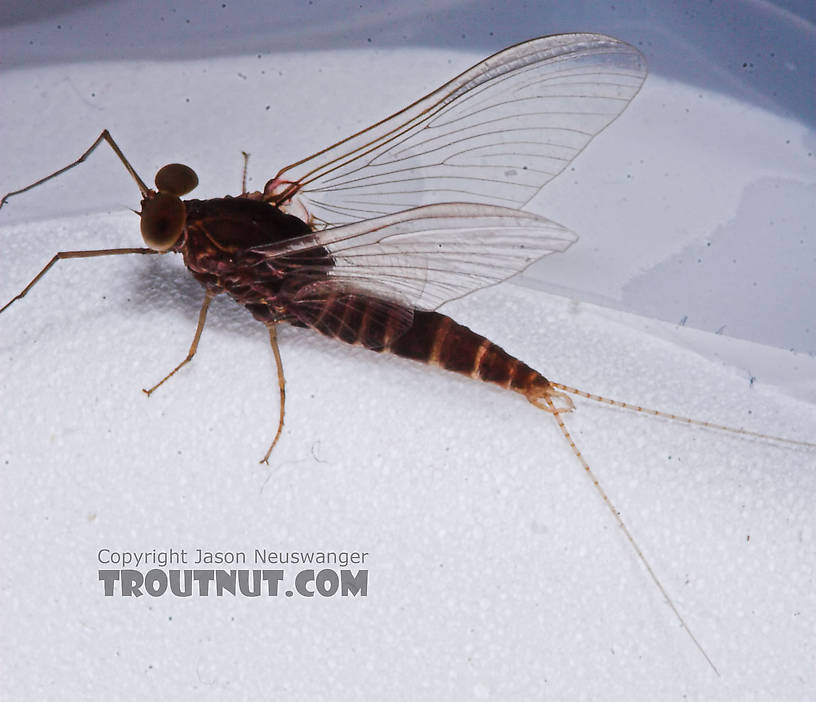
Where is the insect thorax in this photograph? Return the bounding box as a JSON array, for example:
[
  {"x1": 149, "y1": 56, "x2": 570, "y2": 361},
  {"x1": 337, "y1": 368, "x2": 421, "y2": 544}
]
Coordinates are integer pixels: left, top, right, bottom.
[{"x1": 178, "y1": 196, "x2": 324, "y2": 325}]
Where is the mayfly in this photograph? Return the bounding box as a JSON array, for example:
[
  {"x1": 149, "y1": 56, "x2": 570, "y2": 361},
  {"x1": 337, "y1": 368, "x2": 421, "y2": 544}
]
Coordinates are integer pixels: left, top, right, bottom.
[{"x1": 2, "y1": 33, "x2": 812, "y2": 673}]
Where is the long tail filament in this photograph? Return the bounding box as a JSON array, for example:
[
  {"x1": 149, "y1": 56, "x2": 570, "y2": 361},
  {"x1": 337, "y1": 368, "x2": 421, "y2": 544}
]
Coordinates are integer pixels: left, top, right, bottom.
[{"x1": 542, "y1": 392, "x2": 721, "y2": 676}]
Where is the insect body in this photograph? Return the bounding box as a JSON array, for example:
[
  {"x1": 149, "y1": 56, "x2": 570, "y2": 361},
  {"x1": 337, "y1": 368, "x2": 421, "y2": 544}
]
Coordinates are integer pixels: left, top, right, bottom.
[
  {"x1": 7, "y1": 33, "x2": 637, "y2": 455},
  {"x1": 172, "y1": 196, "x2": 563, "y2": 408},
  {"x1": 3, "y1": 33, "x2": 812, "y2": 674}
]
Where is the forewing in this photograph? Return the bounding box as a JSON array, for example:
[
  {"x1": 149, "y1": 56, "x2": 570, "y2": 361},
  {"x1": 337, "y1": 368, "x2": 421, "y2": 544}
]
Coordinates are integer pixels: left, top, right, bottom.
[
  {"x1": 267, "y1": 33, "x2": 646, "y2": 226},
  {"x1": 253, "y1": 202, "x2": 577, "y2": 311}
]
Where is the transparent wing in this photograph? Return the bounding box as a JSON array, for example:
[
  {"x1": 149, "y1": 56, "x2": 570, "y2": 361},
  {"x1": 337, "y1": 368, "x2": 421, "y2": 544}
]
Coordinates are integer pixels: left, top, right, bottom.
[
  {"x1": 265, "y1": 33, "x2": 646, "y2": 227},
  {"x1": 253, "y1": 202, "x2": 577, "y2": 311}
]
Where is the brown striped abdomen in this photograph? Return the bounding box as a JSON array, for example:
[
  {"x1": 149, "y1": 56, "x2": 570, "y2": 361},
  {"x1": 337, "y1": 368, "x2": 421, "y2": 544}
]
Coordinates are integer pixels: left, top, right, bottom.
[
  {"x1": 305, "y1": 294, "x2": 552, "y2": 402},
  {"x1": 387, "y1": 310, "x2": 551, "y2": 399}
]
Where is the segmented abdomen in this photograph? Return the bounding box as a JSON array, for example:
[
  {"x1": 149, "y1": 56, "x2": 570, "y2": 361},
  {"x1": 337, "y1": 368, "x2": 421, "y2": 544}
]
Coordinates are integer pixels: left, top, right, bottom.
[
  {"x1": 306, "y1": 294, "x2": 551, "y2": 399},
  {"x1": 388, "y1": 310, "x2": 550, "y2": 397}
]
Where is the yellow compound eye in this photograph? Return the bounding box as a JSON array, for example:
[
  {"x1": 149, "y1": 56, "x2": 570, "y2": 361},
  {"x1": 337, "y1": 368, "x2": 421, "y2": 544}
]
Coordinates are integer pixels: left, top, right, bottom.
[
  {"x1": 154, "y1": 163, "x2": 199, "y2": 196},
  {"x1": 140, "y1": 192, "x2": 186, "y2": 251}
]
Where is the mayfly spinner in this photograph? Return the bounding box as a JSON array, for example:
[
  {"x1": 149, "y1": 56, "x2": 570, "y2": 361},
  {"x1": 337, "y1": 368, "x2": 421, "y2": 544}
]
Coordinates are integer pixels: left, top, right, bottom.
[{"x1": 2, "y1": 33, "x2": 813, "y2": 673}]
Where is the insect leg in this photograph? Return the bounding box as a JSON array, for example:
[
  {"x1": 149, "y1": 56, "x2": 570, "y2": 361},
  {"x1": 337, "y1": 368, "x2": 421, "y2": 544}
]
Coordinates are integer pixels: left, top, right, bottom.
[
  {"x1": 543, "y1": 393, "x2": 719, "y2": 675},
  {"x1": 0, "y1": 130, "x2": 150, "y2": 209},
  {"x1": 142, "y1": 293, "x2": 214, "y2": 397},
  {"x1": 1, "y1": 248, "x2": 157, "y2": 315},
  {"x1": 260, "y1": 324, "x2": 286, "y2": 464}
]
